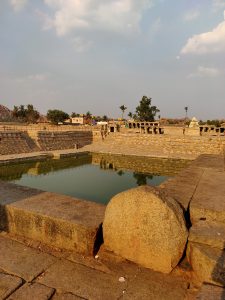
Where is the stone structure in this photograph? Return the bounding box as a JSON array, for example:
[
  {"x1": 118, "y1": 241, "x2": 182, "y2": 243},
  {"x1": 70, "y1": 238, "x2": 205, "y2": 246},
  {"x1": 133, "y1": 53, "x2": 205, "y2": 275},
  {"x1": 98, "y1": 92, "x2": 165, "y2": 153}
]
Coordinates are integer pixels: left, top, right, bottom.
[
  {"x1": 127, "y1": 121, "x2": 164, "y2": 134},
  {"x1": 94, "y1": 133, "x2": 225, "y2": 159},
  {"x1": 0, "y1": 131, "x2": 39, "y2": 155},
  {"x1": 189, "y1": 117, "x2": 199, "y2": 128},
  {"x1": 103, "y1": 186, "x2": 188, "y2": 273},
  {"x1": 200, "y1": 125, "x2": 225, "y2": 136},
  {"x1": 36, "y1": 131, "x2": 94, "y2": 151}
]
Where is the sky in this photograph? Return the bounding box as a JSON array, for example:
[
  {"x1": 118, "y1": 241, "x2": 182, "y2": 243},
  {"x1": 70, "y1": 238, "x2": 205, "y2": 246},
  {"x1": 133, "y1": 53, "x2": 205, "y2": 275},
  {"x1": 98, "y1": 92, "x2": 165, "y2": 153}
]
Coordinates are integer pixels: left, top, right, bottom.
[{"x1": 0, "y1": 0, "x2": 225, "y2": 119}]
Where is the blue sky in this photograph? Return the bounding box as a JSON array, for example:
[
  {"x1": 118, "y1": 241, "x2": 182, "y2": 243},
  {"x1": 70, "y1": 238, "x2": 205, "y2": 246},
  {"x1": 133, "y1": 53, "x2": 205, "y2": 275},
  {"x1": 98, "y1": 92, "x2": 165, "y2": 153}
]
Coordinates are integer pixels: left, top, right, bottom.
[{"x1": 0, "y1": 0, "x2": 225, "y2": 119}]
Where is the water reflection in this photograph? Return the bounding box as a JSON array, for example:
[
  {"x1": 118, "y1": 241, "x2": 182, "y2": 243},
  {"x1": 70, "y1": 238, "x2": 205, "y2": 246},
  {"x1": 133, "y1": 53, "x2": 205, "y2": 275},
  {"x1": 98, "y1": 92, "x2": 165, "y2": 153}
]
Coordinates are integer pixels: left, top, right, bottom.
[
  {"x1": 133, "y1": 172, "x2": 153, "y2": 186},
  {"x1": 0, "y1": 153, "x2": 190, "y2": 182},
  {"x1": 0, "y1": 153, "x2": 191, "y2": 204}
]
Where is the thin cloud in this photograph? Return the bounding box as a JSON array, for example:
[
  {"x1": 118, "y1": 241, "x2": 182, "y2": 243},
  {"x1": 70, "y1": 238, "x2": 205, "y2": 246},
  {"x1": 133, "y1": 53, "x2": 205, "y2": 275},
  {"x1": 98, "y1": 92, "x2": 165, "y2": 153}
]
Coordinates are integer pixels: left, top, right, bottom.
[
  {"x1": 10, "y1": 0, "x2": 27, "y2": 12},
  {"x1": 188, "y1": 66, "x2": 220, "y2": 78},
  {"x1": 16, "y1": 73, "x2": 48, "y2": 83},
  {"x1": 71, "y1": 37, "x2": 93, "y2": 53},
  {"x1": 183, "y1": 10, "x2": 200, "y2": 22},
  {"x1": 181, "y1": 10, "x2": 225, "y2": 54},
  {"x1": 213, "y1": 0, "x2": 225, "y2": 11}
]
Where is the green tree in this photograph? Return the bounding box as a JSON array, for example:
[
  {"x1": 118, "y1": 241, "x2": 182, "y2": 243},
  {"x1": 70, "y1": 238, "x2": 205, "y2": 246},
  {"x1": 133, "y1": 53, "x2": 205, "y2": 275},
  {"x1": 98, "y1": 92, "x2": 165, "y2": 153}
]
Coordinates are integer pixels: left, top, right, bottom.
[
  {"x1": 12, "y1": 104, "x2": 39, "y2": 123},
  {"x1": 71, "y1": 112, "x2": 80, "y2": 117},
  {"x1": 102, "y1": 115, "x2": 108, "y2": 121},
  {"x1": 86, "y1": 111, "x2": 92, "y2": 118},
  {"x1": 135, "y1": 96, "x2": 159, "y2": 121},
  {"x1": 128, "y1": 112, "x2": 133, "y2": 118},
  {"x1": 47, "y1": 110, "x2": 69, "y2": 125},
  {"x1": 119, "y1": 105, "x2": 127, "y2": 119}
]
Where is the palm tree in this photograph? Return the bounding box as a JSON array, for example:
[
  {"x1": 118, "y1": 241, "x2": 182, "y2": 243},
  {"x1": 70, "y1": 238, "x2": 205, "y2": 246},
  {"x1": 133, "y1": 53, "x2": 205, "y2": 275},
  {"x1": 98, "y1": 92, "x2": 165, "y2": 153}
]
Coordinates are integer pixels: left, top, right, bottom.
[
  {"x1": 119, "y1": 105, "x2": 127, "y2": 120},
  {"x1": 184, "y1": 107, "x2": 188, "y2": 119}
]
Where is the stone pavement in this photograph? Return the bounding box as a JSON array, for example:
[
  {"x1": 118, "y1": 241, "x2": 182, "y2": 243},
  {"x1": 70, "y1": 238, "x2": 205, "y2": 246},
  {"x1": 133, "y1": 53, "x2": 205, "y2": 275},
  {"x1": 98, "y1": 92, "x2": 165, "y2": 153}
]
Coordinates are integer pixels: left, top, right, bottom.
[{"x1": 0, "y1": 234, "x2": 192, "y2": 300}]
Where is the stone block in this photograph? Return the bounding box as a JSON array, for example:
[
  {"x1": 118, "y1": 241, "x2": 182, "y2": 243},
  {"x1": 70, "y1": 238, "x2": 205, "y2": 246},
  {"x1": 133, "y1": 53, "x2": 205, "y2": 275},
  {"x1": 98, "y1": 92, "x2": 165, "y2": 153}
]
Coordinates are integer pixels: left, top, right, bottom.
[
  {"x1": 187, "y1": 242, "x2": 225, "y2": 286},
  {"x1": 103, "y1": 186, "x2": 188, "y2": 273},
  {"x1": 7, "y1": 283, "x2": 55, "y2": 300},
  {"x1": 0, "y1": 236, "x2": 56, "y2": 282},
  {"x1": 190, "y1": 170, "x2": 225, "y2": 224},
  {"x1": 0, "y1": 182, "x2": 105, "y2": 255},
  {"x1": 0, "y1": 273, "x2": 22, "y2": 299},
  {"x1": 189, "y1": 221, "x2": 225, "y2": 249}
]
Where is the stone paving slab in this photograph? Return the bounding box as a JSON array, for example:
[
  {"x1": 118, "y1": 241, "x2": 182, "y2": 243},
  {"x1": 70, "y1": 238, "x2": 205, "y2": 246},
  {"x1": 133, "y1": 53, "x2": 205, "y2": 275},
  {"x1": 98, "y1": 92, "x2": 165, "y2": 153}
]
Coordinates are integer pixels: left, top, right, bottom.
[
  {"x1": 52, "y1": 292, "x2": 86, "y2": 300},
  {"x1": 189, "y1": 221, "x2": 225, "y2": 249},
  {"x1": 190, "y1": 154, "x2": 225, "y2": 171},
  {"x1": 7, "y1": 283, "x2": 55, "y2": 300},
  {"x1": 0, "y1": 230, "x2": 191, "y2": 300},
  {"x1": 0, "y1": 236, "x2": 56, "y2": 282},
  {"x1": 0, "y1": 272, "x2": 23, "y2": 299},
  {"x1": 37, "y1": 259, "x2": 126, "y2": 300},
  {"x1": 122, "y1": 268, "x2": 188, "y2": 300},
  {"x1": 37, "y1": 257, "x2": 189, "y2": 300},
  {"x1": 190, "y1": 169, "x2": 225, "y2": 224},
  {"x1": 196, "y1": 283, "x2": 225, "y2": 299}
]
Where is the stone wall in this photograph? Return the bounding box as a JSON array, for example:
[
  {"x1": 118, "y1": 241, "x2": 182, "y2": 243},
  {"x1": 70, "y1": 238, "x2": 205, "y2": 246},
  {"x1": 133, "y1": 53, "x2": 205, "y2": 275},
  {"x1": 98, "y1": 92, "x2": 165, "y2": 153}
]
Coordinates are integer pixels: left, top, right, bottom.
[
  {"x1": 0, "y1": 131, "x2": 39, "y2": 155},
  {"x1": 37, "y1": 131, "x2": 95, "y2": 151},
  {"x1": 103, "y1": 133, "x2": 225, "y2": 159},
  {"x1": 0, "y1": 128, "x2": 102, "y2": 155}
]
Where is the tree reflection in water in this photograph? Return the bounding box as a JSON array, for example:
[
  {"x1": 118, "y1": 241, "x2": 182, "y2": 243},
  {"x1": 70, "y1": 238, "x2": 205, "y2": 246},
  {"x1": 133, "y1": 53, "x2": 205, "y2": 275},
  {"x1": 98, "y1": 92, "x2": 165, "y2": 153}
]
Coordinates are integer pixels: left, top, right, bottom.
[{"x1": 133, "y1": 172, "x2": 153, "y2": 186}]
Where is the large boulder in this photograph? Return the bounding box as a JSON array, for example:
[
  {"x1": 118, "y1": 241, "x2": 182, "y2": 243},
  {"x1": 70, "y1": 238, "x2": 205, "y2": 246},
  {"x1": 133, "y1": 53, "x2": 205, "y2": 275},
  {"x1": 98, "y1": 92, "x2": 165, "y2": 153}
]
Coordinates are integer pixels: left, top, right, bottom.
[{"x1": 103, "y1": 186, "x2": 188, "y2": 273}]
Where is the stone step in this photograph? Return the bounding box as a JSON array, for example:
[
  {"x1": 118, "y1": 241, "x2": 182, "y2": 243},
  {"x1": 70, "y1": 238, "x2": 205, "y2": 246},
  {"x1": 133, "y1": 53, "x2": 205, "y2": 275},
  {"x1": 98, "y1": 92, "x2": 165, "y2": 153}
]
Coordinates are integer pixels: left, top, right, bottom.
[{"x1": 0, "y1": 181, "x2": 105, "y2": 256}]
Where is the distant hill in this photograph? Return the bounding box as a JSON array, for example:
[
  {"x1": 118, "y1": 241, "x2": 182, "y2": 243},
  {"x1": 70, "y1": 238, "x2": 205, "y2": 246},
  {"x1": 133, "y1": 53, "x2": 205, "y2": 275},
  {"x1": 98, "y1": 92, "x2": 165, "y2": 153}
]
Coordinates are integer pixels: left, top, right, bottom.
[{"x1": 0, "y1": 105, "x2": 12, "y2": 120}]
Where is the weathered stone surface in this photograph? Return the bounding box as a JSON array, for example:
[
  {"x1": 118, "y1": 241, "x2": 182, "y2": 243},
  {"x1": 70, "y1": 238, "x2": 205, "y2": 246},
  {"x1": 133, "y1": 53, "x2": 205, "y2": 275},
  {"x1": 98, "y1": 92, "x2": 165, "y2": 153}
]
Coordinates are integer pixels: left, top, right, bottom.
[
  {"x1": 0, "y1": 181, "x2": 105, "y2": 255},
  {"x1": 0, "y1": 236, "x2": 56, "y2": 281},
  {"x1": 122, "y1": 268, "x2": 188, "y2": 300},
  {"x1": 53, "y1": 292, "x2": 85, "y2": 300},
  {"x1": 160, "y1": 166, "x2": 204, "y2": 210},
  {"x1": 103, "y1": 186, "x2": 188, "y2": 273},
  {"x1": 38, "y1": 257, "x2": 189, "y2": 300},
  {"x1": 191, "y1": 154, "x2": 225, "y2": 171},
  {"x1": 189, "y1": 221, "x2": 225, "y2": 249},
  {"x1": 187, "y1": 242, "x2": 225, "y2": 286},
  {"x1": 37, "y1": 259, "x2": 126, "y2": 300},
  {"x1": 0, "y1": 273, "x2": 22, "y2": 299},
  {"x1": 196, "y1": 283, "x2": 225, "y2": 300},
  {"x1": 7, "y1": 283, "x2": 55, "y2": 300},
  {"x1": 190, "y1": 169, "x2": 225, "y2": 224}
]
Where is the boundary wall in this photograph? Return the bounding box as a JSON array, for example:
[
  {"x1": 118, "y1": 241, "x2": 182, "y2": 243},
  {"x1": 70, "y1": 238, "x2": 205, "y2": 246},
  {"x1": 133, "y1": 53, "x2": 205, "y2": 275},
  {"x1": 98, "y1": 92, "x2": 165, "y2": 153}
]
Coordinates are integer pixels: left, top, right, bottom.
[{"x1": 103, "y1": 133, "x2": 225, "y2": 159}]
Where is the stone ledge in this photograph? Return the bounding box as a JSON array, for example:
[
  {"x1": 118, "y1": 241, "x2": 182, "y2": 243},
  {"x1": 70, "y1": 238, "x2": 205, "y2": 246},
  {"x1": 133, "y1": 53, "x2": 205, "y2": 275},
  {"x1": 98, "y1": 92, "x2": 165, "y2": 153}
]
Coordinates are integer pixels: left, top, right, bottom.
[{"x1": 0, "y1": 182, "x2": 105, "y2": 256}]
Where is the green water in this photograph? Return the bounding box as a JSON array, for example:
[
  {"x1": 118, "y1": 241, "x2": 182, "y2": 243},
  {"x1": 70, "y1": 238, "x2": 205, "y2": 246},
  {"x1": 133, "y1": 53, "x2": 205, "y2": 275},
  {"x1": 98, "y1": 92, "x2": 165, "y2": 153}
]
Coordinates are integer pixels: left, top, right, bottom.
[{"x1": 0, "y1": 153, "x2": 189, "y2": 204}]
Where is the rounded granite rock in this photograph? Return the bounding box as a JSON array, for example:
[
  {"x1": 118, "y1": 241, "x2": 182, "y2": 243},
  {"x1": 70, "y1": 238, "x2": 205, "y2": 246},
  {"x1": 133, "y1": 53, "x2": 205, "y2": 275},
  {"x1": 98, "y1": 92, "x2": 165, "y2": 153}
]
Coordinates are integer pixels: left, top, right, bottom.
[{"x1": 103, "y1": 185, "x2": 188, "y2": 273}]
